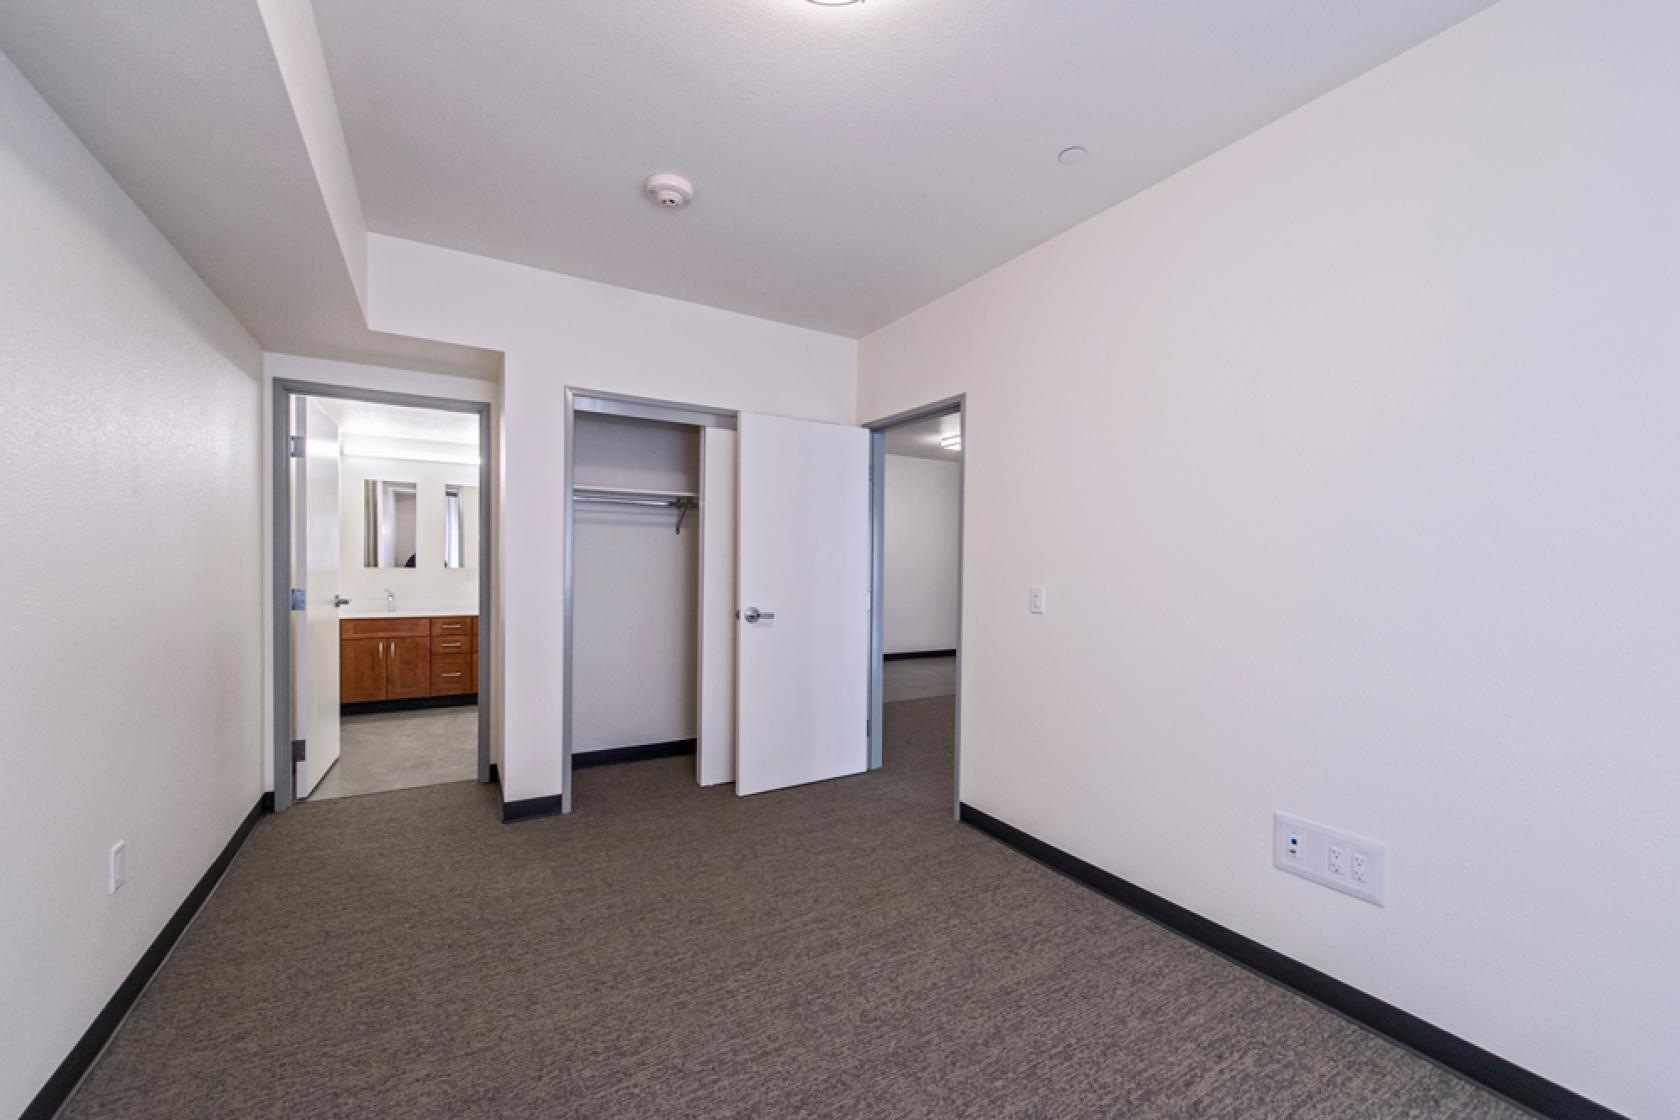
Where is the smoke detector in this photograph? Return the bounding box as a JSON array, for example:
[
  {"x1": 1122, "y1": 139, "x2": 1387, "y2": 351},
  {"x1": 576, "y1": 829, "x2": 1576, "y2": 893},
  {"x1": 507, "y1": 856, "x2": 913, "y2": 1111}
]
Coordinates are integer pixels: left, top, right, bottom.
[{"x1": 644, "y1": 173, "x2": 694, "y2": 210}]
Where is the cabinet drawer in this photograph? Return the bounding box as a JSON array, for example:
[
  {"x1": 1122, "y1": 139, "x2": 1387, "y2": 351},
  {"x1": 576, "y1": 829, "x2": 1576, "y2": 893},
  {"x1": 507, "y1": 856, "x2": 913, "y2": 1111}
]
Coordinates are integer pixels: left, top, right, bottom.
[
  {"x1": 430, "y1": 616, "x2": 475, "y2": 637},
  {"x1": 431, "y1": 652, "x2": 475, "y2": 695},
  {"x1": 431, "y1": 634, "x2": 473, "y2": 655},
  {"x1": 342, "y1": 618, "x2": 430, "y2": 640}
]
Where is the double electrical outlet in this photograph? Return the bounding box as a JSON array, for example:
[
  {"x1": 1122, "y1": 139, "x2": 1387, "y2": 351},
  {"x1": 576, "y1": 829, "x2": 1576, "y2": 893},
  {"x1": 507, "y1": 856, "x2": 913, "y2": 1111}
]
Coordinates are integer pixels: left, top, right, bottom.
[{"x1": 1274, "y1": 812, "x2": 1386, "y2": 906}]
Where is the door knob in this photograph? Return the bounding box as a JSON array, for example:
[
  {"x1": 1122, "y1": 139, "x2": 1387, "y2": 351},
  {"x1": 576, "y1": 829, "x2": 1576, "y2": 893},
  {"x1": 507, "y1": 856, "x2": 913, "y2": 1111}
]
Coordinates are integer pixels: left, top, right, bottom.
[
  {"x1": 740, "y1": 606, "x2": 776, "y2": 624},
  {"x1": 332, "y1": 596, "x2": 352, "y2": 607}
]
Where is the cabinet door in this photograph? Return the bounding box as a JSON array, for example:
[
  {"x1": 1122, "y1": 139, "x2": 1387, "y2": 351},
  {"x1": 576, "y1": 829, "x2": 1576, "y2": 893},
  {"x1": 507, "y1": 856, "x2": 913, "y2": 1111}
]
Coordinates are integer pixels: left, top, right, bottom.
[
  {"x1": 386, "y1": 636, "x2": 432, "y2": 699},
  {"x1": 341, "y1": 638, "x2": 386, "y2": 703}
]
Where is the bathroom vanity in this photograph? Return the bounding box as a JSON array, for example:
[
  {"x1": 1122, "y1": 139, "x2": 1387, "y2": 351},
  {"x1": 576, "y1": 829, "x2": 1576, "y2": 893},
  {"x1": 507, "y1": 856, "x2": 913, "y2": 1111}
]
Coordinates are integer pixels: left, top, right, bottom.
[{"x1": 340, "y1": 613, "x2": 477, "y2": 705}]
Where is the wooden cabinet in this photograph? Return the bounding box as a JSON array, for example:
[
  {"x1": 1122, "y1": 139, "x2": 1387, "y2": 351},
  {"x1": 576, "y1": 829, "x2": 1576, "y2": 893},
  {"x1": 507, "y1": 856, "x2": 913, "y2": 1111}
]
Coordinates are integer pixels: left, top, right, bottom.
[
  {"x1": 341, "y1": 638, "x2": 388, "y2": 703},
  {"x1": 385, "y1": 636, "x2": 432, "y2": 699},
  {"x1": 431, "y1": 653, "x2": 474, "y2": 696},
  {"x1": 340, "y1": 615, "x2": 476, "y2": 706}
]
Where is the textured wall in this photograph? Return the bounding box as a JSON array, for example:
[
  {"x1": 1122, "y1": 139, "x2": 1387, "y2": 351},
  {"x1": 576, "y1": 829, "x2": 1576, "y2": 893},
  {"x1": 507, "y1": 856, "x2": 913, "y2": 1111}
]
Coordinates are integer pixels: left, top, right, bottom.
[
  {"x1": 857, "y1": 3, "x2": 1680, "y2": 1115},
  {"x1": 0, "y1": 49, "x2": 264, "y2": 1117},
  {"x1": 883, "y1": 455, "x2": 960, "y2": 654}
]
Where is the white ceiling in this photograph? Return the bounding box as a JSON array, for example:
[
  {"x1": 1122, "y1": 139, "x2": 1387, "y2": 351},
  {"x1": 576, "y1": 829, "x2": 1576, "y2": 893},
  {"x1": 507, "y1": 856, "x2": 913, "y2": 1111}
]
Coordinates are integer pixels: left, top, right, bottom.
[
  {"x1": 0, "y1": 0, "x2": 1494, "y2": 355},
  {"x1": 314, "y1": 0, "x2": 1494, "y2": 337},
  {"x1": 885, "y1": 411, "x2": 961, "y2": 462},
  {"x1": 315, "y1": 398, "x2": 480, "y2": 446},
  {"x1": 0, "y1": 1, "x2": 500, "y2": 380}
]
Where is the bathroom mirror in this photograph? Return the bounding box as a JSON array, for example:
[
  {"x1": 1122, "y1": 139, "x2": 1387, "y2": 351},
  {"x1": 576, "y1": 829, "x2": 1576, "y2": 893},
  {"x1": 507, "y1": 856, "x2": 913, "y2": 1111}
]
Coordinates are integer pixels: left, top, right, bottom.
[
  {"x1": 443, "y1": 484, "x2": 479, "y2": 570},
  {"x1": 362, "y1": 479, "x2": 418, "y2": 568}
]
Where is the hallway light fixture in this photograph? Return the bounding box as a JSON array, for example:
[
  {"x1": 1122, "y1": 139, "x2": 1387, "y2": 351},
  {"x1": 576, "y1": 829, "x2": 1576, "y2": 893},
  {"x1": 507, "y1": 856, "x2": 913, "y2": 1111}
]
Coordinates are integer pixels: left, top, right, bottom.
[{"x1": 806, "y1": 0, "x2": 864, "y2": 6}]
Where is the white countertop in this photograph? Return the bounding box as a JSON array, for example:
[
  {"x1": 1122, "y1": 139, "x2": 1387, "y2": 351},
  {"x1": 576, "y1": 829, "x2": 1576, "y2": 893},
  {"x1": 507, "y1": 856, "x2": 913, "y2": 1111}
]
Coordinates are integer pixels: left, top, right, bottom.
[{"x1": 340, "y1": 605, "x2": 478, "y2": 620}]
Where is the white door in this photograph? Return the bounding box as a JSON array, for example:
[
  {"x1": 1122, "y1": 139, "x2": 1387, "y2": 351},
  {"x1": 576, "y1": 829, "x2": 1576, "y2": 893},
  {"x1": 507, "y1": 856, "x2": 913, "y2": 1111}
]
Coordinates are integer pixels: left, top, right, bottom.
[
  {"x1": 735, "y1": 413, "x2": 870, "y2": 796},
  {"x1": 292, "y1": 397, "x2": 343, "y2": 798},
  {"x1": 696, "y1": 427, "x2": 737, "y2": 787}
]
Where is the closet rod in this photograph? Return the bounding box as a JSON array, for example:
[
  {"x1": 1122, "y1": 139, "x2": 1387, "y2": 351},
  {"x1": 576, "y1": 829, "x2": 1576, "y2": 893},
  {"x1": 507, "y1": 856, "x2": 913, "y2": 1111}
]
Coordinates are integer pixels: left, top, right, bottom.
[{"x1": 572, "y1": 488, "x2": 697, "y2": 534}]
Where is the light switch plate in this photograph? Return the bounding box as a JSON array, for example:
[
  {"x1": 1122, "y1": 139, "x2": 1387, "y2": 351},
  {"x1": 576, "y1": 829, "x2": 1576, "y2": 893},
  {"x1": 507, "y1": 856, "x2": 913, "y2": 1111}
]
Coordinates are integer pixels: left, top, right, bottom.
[
  {"x1": 1273, "y1": 813, "x2": 1385, "y2": 906},
  {"x1": 109, "y1": 840, "x2": 126, "y2": 894},
  {"x1": 1029, "y1": 585, "x2": 1046, "y2": 614}
]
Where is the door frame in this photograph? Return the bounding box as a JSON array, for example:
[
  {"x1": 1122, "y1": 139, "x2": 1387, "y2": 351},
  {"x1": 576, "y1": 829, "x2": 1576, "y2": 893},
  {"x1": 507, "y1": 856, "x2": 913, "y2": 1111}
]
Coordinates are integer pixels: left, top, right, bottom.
[
  {"x1": 561, "y1": 387, "x2": 738, "y2": 814},
  {"x1": 270, "y1": 378, "x2": 494, "y2": 812},
  {"x1": 864, "y1": 394, "x2": 967, "y2": 820}
]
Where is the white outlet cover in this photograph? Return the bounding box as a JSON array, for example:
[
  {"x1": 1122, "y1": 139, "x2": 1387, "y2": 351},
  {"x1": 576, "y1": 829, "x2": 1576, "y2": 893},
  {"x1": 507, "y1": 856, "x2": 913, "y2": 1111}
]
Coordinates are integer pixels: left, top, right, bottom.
[{"x1": 1273, "y1": 812, "x2": 1385, "y2": 906}]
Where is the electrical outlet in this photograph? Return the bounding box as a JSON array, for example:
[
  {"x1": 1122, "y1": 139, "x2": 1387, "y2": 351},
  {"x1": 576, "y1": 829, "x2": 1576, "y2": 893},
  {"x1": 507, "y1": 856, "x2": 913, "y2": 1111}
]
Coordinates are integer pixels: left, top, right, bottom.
[
  {"x1": 109, "y1": 841, "x2": 126, "y2": 895},
  {"x1": 1273, "y1": 813, "x2": 1385, "y2": 906},
  {"x1": 1029, "y1": 585, "x2": 1046, "y2": 615}
]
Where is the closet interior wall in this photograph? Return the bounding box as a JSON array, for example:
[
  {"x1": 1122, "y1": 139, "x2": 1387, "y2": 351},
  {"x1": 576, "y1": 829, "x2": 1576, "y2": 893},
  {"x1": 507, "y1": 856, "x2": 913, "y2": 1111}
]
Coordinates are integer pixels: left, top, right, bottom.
[{"x1": 571, "y1": 413, "x2": 701, "y2": 756}]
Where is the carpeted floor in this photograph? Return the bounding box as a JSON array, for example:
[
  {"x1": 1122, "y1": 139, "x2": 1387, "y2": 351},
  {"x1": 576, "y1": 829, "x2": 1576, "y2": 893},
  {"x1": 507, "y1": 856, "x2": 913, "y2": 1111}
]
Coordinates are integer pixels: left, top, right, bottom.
[
  {"x1": 63, "y1": 698, "x2": 1521, "y2": 1119},
  {"x1": 882, "y1": 653, "x2": 957, "y2": 702}
]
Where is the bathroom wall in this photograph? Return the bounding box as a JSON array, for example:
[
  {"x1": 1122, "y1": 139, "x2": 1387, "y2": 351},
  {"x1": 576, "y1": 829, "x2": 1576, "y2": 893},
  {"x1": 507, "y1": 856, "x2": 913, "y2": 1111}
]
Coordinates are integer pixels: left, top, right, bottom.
[{"x1": 337, "y1": 438, "x2": 481, "y2": 612}]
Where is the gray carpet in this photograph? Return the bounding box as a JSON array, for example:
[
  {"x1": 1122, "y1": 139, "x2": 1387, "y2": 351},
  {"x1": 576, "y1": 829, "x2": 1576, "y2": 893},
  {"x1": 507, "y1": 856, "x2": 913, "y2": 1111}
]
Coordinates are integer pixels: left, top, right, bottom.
[
  {"x1": 882, "y1": 653, "x2": 957, "y2": 702},
  {"x1": 307, "y1": 705, "x2": 478, "y2": 802},
  {"x1": 63, "y1": 698, "x2": 1520, "y2": 1119}
]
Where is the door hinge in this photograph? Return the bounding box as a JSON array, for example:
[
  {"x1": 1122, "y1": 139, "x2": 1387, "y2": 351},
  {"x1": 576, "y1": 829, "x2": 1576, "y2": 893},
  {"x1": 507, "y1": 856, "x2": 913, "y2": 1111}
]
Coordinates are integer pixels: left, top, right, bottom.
[
  {"x1": 291, "y1": 739, "x2": 306, "y2": 762},
  {"x1": 288, "y1": 435, "x2": 304, "y2": 458},
  {"x1": 290, "y1": 587, "x2": 306, "y2": 611}
]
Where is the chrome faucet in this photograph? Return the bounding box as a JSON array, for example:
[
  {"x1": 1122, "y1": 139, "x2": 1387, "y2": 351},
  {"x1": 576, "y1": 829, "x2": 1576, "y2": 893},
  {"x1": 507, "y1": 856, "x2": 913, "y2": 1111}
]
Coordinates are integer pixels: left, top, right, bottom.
[{"x1": 384, "y1": 588, "x2": 396, "y2": 612}]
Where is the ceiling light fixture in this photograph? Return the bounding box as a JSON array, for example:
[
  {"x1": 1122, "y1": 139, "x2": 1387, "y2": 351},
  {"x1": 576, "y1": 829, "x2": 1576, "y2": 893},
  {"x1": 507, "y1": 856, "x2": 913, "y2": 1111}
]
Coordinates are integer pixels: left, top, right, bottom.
[
  {"x1": 1058, "y1": 146, "x2": 1088, "y2": 166},
  {"x1": 940, "y1": 434, "x2": 962, "y2": 451},
  {"x1": 806, "y1": 0, "x2": 864, "y2": 6}
]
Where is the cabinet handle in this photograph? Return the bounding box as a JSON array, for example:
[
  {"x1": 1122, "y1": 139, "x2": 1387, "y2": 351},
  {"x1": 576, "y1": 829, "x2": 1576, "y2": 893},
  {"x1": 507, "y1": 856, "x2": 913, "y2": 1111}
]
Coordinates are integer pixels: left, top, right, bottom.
[
  {"x1": 378, "y1": 641, "x2": 385, "y2": 658},
  {"x1": 442, "y1": 672, "x2": 462, "y2": 678},
  {"x1": 443, "y1": 641, "x2": 462, "y2": 648}
]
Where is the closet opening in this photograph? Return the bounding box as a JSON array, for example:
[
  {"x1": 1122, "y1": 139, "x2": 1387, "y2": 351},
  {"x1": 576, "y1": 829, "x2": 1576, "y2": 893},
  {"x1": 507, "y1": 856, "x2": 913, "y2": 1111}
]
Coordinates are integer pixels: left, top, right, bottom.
[
  {"x1": 866, "y1": 396, "x2": 966, "y2": 819},
  {"x1": 562, "y1": 391, "x2": 739, "y2": 813}
]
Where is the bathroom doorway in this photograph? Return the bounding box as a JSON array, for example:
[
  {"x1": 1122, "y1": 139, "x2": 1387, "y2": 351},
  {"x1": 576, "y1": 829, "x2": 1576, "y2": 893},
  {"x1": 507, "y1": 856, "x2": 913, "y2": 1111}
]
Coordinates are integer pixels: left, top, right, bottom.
[{"x1": 271, "y1": 379, "x2": 492, "y2": 812}]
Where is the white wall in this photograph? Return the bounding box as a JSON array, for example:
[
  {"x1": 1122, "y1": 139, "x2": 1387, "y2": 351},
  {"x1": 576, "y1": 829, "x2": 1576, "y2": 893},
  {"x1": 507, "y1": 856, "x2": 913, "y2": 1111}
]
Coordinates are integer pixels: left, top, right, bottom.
[
  {"x1": 338, "y1": 443, "x2": 480, "y2": 611},
  {"x1": 261, "y1": 352, "x2": 499, "y2": 788},
  {"x1": 883, "y1": 454, "x2": 961, "y2": 654},
  {"x1": 858, "y1": 3, "x2": 1680, "y2": 1116},
  {"x1": 365, "y1": 234, "x2": 856, "y2": 802},
  {"x1": 572, "y1": 414, "x2": 699, "y2": 754},
  {"x1": 0, "y1": 49, "x2": 264, "y2": 1117}
]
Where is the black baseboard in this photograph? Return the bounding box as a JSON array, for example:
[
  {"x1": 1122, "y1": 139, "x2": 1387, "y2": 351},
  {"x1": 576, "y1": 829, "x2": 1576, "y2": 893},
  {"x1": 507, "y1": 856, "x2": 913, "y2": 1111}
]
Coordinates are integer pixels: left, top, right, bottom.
[
  {"x1": 573, "y1": 738, "x2": 696, "y2": 770},
  {"x1": 884, "y1": 649, "x2": 957, "y2": 661},
  {"x1": 23, "y1": 795, "x2": 269, "y2": 1120},
  {"x1": 501, "y1": 794, "x2": 564, "y2": 823},
  {"x1": 958, "y1": 804, "x2": 1622, "y2": 1120},
  {"x1": 341, "y1": 693, "x2": 476, "y2": 716}
]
